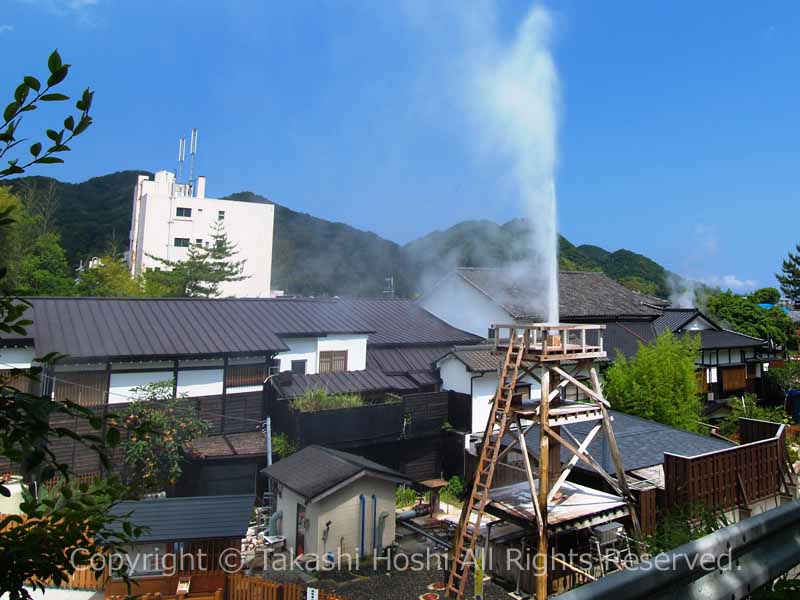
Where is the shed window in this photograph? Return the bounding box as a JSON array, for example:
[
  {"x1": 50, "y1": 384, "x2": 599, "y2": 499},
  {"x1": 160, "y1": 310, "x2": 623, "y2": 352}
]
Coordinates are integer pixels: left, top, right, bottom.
[
  {"x1": 176, "y1": 207, "x2": 192, "y2": 217},
  {"x1": 174, "y1": 237, "x2": 190, "y2": 247},
  {"x1": 319, "y1": 350, "x2": 347, "y2": 373},
  {"x1": 291, "y1": 360, "x2": 307, "y2": 375}
]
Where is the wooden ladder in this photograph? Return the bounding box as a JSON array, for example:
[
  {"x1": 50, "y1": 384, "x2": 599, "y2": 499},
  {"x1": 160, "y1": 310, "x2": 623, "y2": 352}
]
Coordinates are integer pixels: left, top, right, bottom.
[{"x1": 445, "y1": 328, "x2": 528, "y2": 599}]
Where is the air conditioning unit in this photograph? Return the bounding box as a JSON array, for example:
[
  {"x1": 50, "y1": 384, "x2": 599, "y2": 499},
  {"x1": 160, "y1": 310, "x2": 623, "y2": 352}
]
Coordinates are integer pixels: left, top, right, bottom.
[{"x1": 592, "y1": 522, "x2": 623, "y2": 545}]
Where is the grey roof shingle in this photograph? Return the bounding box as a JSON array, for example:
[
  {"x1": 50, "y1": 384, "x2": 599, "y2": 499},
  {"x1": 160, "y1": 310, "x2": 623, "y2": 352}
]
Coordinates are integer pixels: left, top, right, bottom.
[
  {"x1": 681, "y1": 329, "x2": 765, "y2": 349},
  {"x1": 653, "y1": 308, "x2": 700, "y2": 335},
  {"x1": 454, "y1": 268, "x2": 666, "y2": 320},
  {"x1": 262, "y1": 445, "x2": 409, "y2": 501},
  {"x1": 501, "y1": 410, "x2": 733, "y2": 474},
  {"x1": 271, "y1": 369, "x2": 419, "y2": 398},
  {"x1": 112, "y1": 495, "x2": 254, "y2": 542},
  {"x1": 367, "y1": 345, "x2": 452, "y2": 373},
  {"x1": 437, "y1": 345, "x2": 499, "y2": 373}
]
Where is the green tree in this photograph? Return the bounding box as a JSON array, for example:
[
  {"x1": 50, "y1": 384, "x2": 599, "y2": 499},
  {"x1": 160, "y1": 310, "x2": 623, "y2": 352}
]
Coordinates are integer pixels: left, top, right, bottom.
[
  {"x1": 118, "y1": 382, "x2": 209, "y2": 497},
  {"x1": 14, "y1": 232, "x2": 75, "y2": 295},
  {"x1": 0, "y1": 52, "x2": 142, "y2": 600},
  {"x1": 146, "y1": 221, "x2": 248, "y2": 297},
  {"x1": 617, "y1": 275, "x2": 659, "y2": 296},
  {"x1": 75, "y1": 255, "x2": 140, "y2": 296},
  {"x1": 751, "y1": 287, "x2": 782, "y2": 305},
  {"x1": 718, "y1": 393, "x2": 790, "y2": 438},
  {"x1": 705, "y1": 290, "x2": 795, "y2": 347},
  {"x1": 777, "y1": 243, "x2": 800, "y2": 302},
  {"x1": 769, "y1": 362, "x2": 800, "y2": 394},
  {"x1": 605, "y1": 331, "x2": 702, "y2": 432}
]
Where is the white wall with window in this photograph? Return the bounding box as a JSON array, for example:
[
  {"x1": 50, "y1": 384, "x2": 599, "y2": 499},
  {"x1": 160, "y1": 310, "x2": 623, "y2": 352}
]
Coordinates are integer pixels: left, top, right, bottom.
[{"x1": 274, "y1": 335, "x2": 367, "y2": 375}]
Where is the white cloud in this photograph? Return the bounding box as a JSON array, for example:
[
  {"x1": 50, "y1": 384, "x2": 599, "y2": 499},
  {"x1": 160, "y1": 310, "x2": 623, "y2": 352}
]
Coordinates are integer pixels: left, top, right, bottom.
[
  {"x1": 701, "y1": 274, "x2": 758, "y2": 292},
  {"x1": 0, "y1": 24, "x2": 13, "y2": 34},
  {"x1": 17, "y1": 0, "x2": 98, "y2": 19}
]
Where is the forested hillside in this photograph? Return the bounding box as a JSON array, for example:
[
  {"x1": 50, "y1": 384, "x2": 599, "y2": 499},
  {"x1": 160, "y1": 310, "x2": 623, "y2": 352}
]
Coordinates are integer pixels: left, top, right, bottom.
[{"x1": 2, "y1": 172, "x2": 674, "y2": 298}]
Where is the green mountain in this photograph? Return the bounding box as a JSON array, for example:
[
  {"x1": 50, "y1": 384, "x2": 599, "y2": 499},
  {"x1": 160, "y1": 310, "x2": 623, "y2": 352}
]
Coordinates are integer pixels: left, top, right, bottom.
[{"x1": 2, "y1": 171, "x2": 672, "y2": 298}]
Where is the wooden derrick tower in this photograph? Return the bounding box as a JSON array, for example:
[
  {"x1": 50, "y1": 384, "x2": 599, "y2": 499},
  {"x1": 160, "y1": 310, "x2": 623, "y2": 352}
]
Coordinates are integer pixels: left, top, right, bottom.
[{"x1": 445, "y1": 323, "x2": 641, "y2": 600}]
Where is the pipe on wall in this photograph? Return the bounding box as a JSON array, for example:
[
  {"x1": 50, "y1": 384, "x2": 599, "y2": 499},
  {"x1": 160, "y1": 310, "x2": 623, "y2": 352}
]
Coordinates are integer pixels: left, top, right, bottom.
[
  {"x1": 376, "y1": 511, "x2": 389, "y2": 555},
  {"x1": 371, "y1": 494, "x2": 378, "y2": 553},
  {"x1": 268, "y1": 510, "x2": 283, "y2": 536},
  {"x1": 359, "y1": 494, "x2": 366, "y2": 557}
]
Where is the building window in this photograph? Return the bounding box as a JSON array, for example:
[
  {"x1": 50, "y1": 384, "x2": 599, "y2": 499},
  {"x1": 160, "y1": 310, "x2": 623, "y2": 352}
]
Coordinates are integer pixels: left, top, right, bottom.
[
  {"x1": 174, "y1": 237, "x2": 190, "y2": 247},
  {"x1": 319, "y1": 350, "x2": 347, "y2": 373},
  {"x1": 176, "y1": 207, "x2": 192, "y2": 218},
  {"x1": 195, "y1": 238, "x2": 203, "y2": 246},
  {"x1": 218, "y1": 210, "x2": 225, "y2": 220},
  {"x1": 225, "y1": 363, "x2": 266, "y2": 388},
  {"x1": 290, "y1": 360, "x2": 307, "y2": 375}
]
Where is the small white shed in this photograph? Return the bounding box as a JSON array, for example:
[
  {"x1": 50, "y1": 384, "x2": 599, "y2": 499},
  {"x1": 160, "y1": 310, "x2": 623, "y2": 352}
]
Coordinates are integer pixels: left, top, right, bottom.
[{"x1": 262, "y1": 446, "x2": 411, "y2": 559}]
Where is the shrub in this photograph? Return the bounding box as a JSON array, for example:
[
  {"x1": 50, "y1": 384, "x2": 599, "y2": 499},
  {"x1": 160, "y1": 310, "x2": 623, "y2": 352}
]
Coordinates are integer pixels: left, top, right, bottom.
[
  {"x1": 395, "y1": 485, "x2": 418, "y2": 508},
  {"x1": 441, "y1": 476, "x2": 465, "y2": 506},
  {"x1": 718, "y1": 394, "x2": 790, "y2": 439},
  {"x1": 291, "y1": 388, "x2": 364, "y2": 413}
]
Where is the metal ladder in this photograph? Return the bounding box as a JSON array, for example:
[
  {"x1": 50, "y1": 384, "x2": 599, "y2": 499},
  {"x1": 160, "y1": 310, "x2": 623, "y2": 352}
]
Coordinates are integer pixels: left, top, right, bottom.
[{"x1": 446, "y1": 328, "x2": 528, "y2": 599}]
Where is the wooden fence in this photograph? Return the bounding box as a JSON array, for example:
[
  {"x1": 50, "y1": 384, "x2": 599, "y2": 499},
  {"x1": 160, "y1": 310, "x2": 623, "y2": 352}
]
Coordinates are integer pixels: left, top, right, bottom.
[
  {"x1": 227, "y1": 573, "x2": 346, "y2": 600},
  {"x1": 664, "y1": 418, "x2": 789, "y2": 511}
]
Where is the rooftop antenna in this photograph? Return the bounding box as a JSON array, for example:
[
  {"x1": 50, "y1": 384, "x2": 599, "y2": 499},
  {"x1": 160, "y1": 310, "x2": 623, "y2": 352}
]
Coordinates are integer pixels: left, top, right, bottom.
[
  {"x1": 188, "y1": 128, "x2": 198, "y2": 191},
  {"x1": 177, "y1": 136, "x2": 186, "y2": 182}
]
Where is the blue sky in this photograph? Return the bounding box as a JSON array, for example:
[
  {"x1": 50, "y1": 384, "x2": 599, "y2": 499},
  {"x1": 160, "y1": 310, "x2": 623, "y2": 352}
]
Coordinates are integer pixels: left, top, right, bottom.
[{"x1": 3, "y1": 0, "x2": 799, "y2": 292}]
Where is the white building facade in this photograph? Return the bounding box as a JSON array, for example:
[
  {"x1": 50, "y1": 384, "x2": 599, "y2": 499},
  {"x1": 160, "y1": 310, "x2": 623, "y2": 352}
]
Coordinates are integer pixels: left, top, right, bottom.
[{"x1": 129, "y1": 171, "x2": 274, "y2": 297}]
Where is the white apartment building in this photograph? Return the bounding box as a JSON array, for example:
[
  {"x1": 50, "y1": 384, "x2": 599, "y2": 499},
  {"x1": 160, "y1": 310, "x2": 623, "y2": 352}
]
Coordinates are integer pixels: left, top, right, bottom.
[{"x1": 129, "y1": 171, "x2": 274, "y2": 297}]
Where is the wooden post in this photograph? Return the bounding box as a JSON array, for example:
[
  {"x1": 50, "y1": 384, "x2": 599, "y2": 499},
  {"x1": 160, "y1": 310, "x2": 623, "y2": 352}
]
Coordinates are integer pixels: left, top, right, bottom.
[
  {"x1": 214, "y1": 588, "x2": 224, "y2": 600},
  {"x1": 548, "y1": 371, "x2": 562, "y2": 487},
  {"x1": 536, "y1": 369, "x2": 550, "y2": 600}
]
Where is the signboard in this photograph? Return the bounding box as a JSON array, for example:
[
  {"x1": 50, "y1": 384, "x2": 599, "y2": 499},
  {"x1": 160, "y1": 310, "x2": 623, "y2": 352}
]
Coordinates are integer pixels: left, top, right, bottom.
[
  {"x1": 306, "y1": 587, "x2": 319, "y2": 600},
  {"x1": 474, "y1": 547, "x2": 484, "y2": 600}
]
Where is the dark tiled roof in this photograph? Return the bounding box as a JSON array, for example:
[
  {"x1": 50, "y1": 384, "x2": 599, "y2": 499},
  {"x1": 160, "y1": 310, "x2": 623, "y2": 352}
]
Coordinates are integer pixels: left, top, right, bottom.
[
  {"x1": 681, "y1": 329, "x2": 765, "y2": 349},
  {"x1": 271, "y1": 368, "x2": 419, "y2": 398},
  {"x1": 653, "y1": 308, "x2": 699, "y2": 335},
  {"x1": 112, "y1": 495, "x2": 254, "y2": 542},
  {"x1": 501, "y1": 410, "x2": 733, "y2": 474},
  {"x1": 187, "y1": 432, "x2": 266, "y2": 459},
  {"x1": 262, "y1": 445, "x2": 409, "y2": 501},
  {"x1": 454, "y1": 268, "x2": 664, "y2": 320},
  {"x1": 603, "y1": 321, "x2": 657, "y2": 359},
  {"x1": 339, "y1": 298, "x2": 482, "y2": 347}
]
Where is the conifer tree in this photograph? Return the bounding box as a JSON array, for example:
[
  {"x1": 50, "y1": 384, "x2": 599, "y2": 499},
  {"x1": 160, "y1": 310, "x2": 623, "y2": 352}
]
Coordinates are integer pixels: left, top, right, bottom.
[{"x1": 777, "y1": 243, "x2": 800, "y2": 302}]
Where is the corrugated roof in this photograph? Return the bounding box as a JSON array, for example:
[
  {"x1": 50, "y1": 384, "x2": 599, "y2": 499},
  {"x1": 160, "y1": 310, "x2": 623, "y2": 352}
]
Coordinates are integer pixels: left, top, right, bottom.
[
  {"x1": 438, "y1": 345, "x2": 499, "y2": 373},
  {"x1": 454, "y1": 268, "x2": 665, "y2": 320},
  {"x1": 367, "y1": 345, "x2": 451, "y2": 373},
  {"x1": 271, "y1": 368, "x2": 419, "y2": 398},
  {"x1": 501, "y1": 410, "x2": 733, "y2": 474},
  {"x1": 262, "y1": 445, "x2": 409, "y2": 501},
  {"x1": 112, "y1": 495, "x2": 254, "y2": 542}
]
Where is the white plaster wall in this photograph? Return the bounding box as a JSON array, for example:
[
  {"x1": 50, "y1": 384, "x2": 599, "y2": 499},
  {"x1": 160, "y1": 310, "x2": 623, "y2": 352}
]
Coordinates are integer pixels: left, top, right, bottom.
[
  {"x1": 108, "y1": 371, "x2": 173, "y2": 403},
  {"x1": 419, "y1": 273, "x2": 509, "y2": 337},
  {"x1": 437, "y1": 356, "x2": 472, "y2": 395},
  {"x1": 176, "y1": 368, "x2": 224, "y2": 397},
  {"x1": 683, "y1": 316, "x2": 714, "y2": 331},
  {"x1": 276, "y1": 338, "x2": 318, "y2": 374},
  {"x1": 130, "y1": 171, "x2": 274, "y2": 297},
  {"x1": 317, "y1": 476, "x2": 396, "y2": 558},
  {"x1": 275, "y1": 486, "x2": 319, "y2": 556},
  {"x1": 318, "y1": 335, "x2": 367, "y2": 372},
  {"x1": 0, "y1": 347, "x2": 34, "y2": 369}
]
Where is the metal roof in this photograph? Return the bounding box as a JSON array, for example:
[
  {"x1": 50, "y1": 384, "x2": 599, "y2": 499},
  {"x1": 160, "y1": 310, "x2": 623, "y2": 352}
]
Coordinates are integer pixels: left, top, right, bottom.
[
  {"x1": 10, "y1": 297, "x2": 479, "y2": 363},
  {"x1": 502, "y1": 410, "x2": 733, "y2": 474},
  {"x1": 367, "y1": 345, "x2": 452, "y2": 373},
  {"x1": 262, "y1": 445, "x2": 409, "y2": 502},
  {"x1": 112, "y1": 494, "x2": 254, "y2": 542},
  {"x1": 454, "y1": 268, "x2": 666, "y2": 320},
  {"x1": 271, "y1": 368, "x2": 420, "y2": 398},
  {"x1": 437, "y1": 345, "x2": 499, "y2": 373},
  {"x1": 682, "y1": 329, "x2": 765, "y2": 349},
  {"x1": 653, "y1": 308, "x2": 700, "y2": 335}
]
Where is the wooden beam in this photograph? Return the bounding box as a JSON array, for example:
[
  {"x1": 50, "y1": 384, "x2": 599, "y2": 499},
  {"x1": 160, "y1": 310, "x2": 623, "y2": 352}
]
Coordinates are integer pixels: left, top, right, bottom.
[
  {"x1": 550, "y1": 365, "x2": 610, "y2": 407},
  {"x1": 547, "y1": 423, "x2": 603, "y2": 503},
  {"x1": 536, "y1": 370, "x2": 550, "y2": 600},
  {"x1": 515, "y1": 415, "x2": 543, "y2": 535},
  {"x1": 551, "y1": 554, "x2": 596, "y2": 582},
  {"x1": 544, "y1": 424, "x2": 623, "y2": 497}
]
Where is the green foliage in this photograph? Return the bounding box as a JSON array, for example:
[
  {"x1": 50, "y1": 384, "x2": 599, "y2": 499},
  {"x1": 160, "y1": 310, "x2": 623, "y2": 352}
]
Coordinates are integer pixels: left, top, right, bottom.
[
  {"x1": 146, "y1": 221, "x2": 249, "y2": 297},
  {"x1": 769, "y1": 362, "x2": 800, "y2": 393},
  {"x1": 646, "y1": 503, "x2": 730, "y2": 555},
  {"x1": 751, "y1": 287, "x2": 782, "y2": 305},
  {"x1": 395, "y1": 485, "x2": 419, "y2": 508},
  {"x1": 440, "y1": 475, "x2": 465, "y2": 506},
  {"x1": 605, "y1": 331, "x2": 702, "y2": 432},
  {"x1": 117, "y1": 382, "x2": 210, "y2": 497},
  {"x1": 752, "y1": 574, "x2": 800, "y2": 599},
  {"x1": 75, "y1": 255, "x2": 142, "y2": 296},
  {"x1": 777, "y1": 243, "x2": 800, "y2": 302},
  {"x1": 271, "y1": 432, "x2": 297, "y2": 459},
  {"x1": 617, "y1": 275, "x2": 659, "y2": 296},
  {"x1": 0, "y1": 50, "x2": 94, "y2": 179},
  {"x1": 291, "y1": 388, "x2": 364, "y2": 413},
  {"x1": 13, "y1": 232, "x2": 75, "y2": 295},
  {"x1": 705, "y1": 290, "x2": 796, "y2": 347},
  {"x1": 718, "y1": 394, "x2": 790, "y2": 438}
]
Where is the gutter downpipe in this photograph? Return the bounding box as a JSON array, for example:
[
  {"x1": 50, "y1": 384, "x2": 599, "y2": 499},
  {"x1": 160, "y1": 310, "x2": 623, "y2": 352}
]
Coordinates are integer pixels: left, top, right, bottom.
[
  {"x1": 376, "y1": 511, "x2": 389, "y2": 555},
  {"x1": 267, "y1": 510, "x2": 283, "y2": 536},
  {"x1": 557, "y1": 500, "x2": 800, "y2": 600},
  {"x1": 371, "y1": 494, "x2": 378, "y2": 553},
  {"x1": 359, "y1": 494, "x2": 366, "y2": 558}
]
